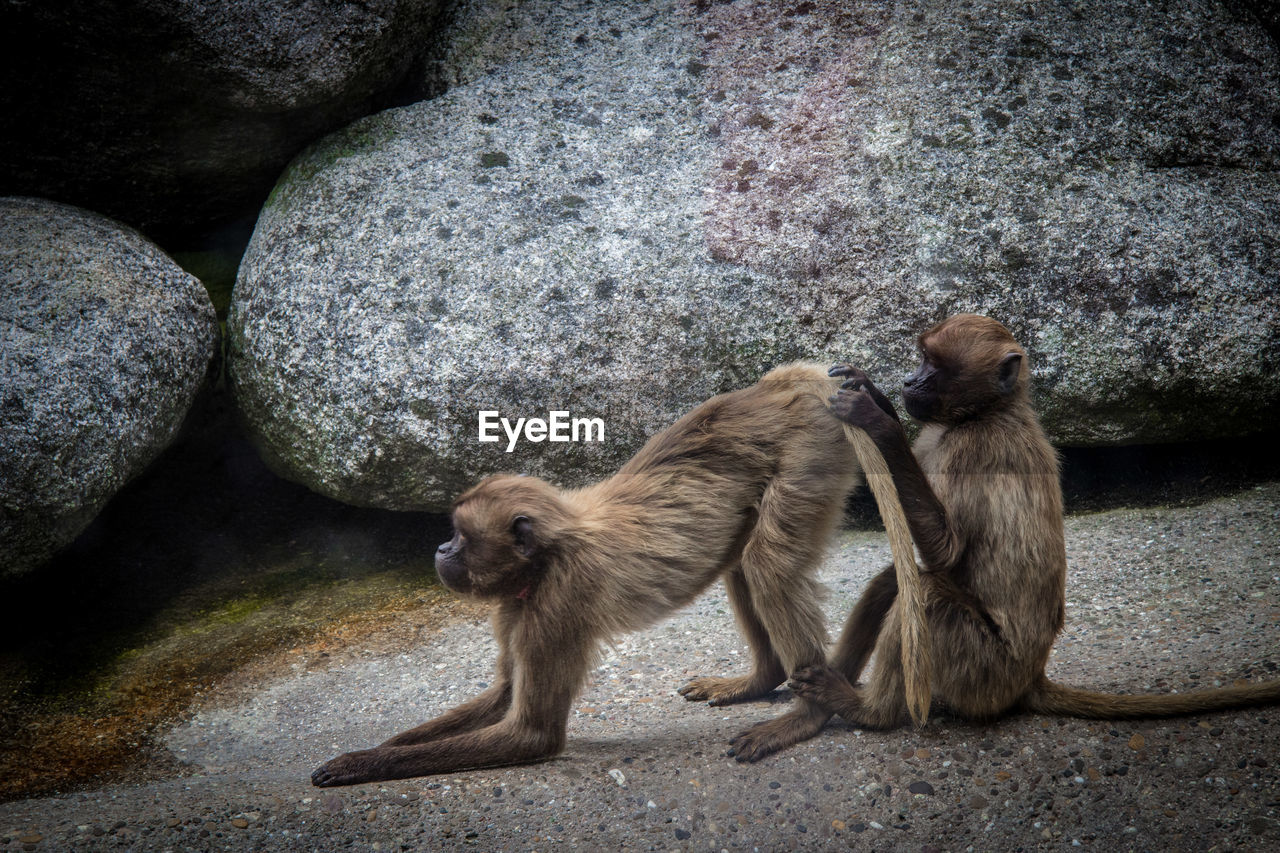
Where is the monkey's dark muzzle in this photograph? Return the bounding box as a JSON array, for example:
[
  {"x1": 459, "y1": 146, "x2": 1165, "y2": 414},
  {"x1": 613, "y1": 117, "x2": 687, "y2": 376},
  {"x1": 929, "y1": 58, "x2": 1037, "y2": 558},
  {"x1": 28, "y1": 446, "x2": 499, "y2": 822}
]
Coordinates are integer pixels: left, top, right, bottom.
[{"x1": 435, "y1": 544, "x2": 469, "y2": 592}]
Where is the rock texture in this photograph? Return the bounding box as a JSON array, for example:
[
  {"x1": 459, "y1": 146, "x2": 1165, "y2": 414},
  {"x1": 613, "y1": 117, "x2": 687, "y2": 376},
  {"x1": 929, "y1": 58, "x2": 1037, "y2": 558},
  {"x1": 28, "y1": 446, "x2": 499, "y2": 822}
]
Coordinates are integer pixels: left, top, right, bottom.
[
  {"x1": 0, "y1": 0, "x2": 446, "y2": 239},
  {"x1": 0, "y1": 198, "x2": 219, "y2": 576},
  {"x1": 229, "y1": 0, "x2": 1280, "y2": 511},
  {"x1": 229, "y1": 1, "x2": 790, "y2": 509},
  {"x1": 696, "y1": 0, "x2": 1280, "y2": 445}
]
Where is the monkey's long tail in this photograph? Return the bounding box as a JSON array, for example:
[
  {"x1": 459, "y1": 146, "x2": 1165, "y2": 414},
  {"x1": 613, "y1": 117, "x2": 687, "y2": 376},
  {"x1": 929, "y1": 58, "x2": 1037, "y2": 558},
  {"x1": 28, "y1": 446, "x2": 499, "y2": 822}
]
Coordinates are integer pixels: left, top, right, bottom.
[
  {"x1": 1023, "y1": 675, "x2": 1280, "y2": 718},
  {"x1": 841, "y1": 424, "x2": 932, "y2": 727}
]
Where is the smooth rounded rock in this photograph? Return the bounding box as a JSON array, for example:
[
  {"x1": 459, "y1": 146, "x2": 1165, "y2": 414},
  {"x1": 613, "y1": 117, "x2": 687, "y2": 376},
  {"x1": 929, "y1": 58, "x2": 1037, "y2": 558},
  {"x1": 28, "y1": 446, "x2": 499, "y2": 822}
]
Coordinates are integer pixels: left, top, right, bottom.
[
  {"x1": 229, "y1": 2, "x2": 794, "y2": 510},
  {"x1": 0, "y1": 197, "x2": 219, "y2": 576},
  {"x1": 694, "y1": 0, "x2": 1280, "y2": 444}
]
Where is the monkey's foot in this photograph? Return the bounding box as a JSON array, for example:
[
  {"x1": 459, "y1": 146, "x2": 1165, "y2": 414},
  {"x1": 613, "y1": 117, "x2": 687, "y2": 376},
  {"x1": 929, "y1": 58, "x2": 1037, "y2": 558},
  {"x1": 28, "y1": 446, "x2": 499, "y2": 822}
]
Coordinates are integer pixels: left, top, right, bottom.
[
  {"x1": 788, "y1": 664, "x2": 855, "y2": 713},
  {"x1": 678, "y1": 674, "x2": 779, "y2": 706},
  {"x1": 311, "y1": 749, "x2": 383, "y2": 787},
  {"x1": 727, "y1": 705, "x2": 830, "y2": 762}
]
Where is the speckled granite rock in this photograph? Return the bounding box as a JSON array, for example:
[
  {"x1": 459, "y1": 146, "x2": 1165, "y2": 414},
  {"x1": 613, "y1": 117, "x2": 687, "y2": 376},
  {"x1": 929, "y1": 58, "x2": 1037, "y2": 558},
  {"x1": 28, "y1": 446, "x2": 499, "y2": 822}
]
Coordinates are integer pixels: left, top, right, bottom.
[
  {"x1": 228, "y1": 1, "x2": 795, "y2": 510},
  {"x1": 0, "y1": 0, "x2": 445, "y2": 237},
  {"x1": 694, "y1": 0, "x2": 1280, "y2": 444},
  {"x1": 230, "y1": 0, "x2": 1280, "y2": 511},
  {"x1": 0, "y1": 198, "x2": 218, "y2": 576}
]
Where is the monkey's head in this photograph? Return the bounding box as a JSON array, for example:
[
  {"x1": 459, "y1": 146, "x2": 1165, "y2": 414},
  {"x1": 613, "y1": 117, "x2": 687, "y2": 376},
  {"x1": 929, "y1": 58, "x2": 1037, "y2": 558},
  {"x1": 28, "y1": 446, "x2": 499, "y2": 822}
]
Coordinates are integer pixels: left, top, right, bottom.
[
  {"x1": 436, "y1": 474, "x2": 568, "y2": 598},
  {"x1": 902, "y1": 314, "x2": 1028, "y2": 424}
]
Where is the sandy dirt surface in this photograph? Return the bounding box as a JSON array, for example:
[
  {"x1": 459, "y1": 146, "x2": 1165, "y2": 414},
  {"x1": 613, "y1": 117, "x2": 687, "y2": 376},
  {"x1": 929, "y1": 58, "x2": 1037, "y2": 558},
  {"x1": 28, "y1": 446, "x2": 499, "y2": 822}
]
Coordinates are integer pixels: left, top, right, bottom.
[{"x1": 2, "y1": 483, "x2": 1277, "y2": 851}]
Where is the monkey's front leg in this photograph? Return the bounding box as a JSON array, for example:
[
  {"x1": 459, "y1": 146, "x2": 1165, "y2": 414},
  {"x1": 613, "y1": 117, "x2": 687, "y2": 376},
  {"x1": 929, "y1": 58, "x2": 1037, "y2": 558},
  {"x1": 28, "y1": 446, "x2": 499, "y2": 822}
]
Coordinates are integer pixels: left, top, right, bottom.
[
  {"x1": 378, "y1": 680, "x2": 512, "y2": 747},
  {"x1": 312, "y1": 717, "x2": 565, "y2": 787},
  {"x1": 381, "y1": 610, "x2": 518, "y2": 746}
]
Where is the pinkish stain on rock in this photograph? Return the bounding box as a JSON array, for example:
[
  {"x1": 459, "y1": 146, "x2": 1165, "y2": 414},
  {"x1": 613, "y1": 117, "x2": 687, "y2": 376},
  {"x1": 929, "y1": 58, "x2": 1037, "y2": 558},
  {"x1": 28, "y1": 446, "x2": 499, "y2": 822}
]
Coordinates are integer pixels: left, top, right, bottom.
[{"x1": 689, "y1": 0, "x2": 889, "y2": 270}]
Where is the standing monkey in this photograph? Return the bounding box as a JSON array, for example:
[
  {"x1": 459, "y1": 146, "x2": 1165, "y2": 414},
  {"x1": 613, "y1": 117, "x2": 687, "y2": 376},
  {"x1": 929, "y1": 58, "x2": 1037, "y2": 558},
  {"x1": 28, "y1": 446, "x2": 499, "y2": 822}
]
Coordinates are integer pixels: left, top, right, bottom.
[
  {"x1": 730, "y1": 313, "x2": 1280, "y2": 763},
  {"x1": 312, "y1": 362, "x2": 923, "y2": 786}
]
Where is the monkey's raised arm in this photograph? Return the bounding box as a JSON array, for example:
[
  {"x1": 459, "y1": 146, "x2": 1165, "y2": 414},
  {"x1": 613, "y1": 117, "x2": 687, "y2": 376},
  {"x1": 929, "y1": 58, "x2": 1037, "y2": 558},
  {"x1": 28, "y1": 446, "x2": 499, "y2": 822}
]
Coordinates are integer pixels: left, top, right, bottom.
[{"x1": 828, "y1": 385, "x2": 959, "y2": 572}]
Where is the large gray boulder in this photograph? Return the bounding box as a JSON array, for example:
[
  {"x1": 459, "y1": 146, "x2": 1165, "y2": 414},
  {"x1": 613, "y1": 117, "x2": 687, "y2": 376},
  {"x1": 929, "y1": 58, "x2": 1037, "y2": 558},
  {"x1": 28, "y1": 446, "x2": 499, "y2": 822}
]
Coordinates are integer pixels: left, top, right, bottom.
[
  {"x1": 229, "y1": 0, "x2": 1280, "y2": 511},
  {"x1": 0, "y1": 0, "x2": 445, "y2": 238},
  {"x1": 229, "y1": 1, "x2": 789, "y2": 509},
  {"x1": 0, "y1": 198, "x2": 219, "y2": 577},
  {"x1": 693, "y1": 0, "x2": 1280, "y2": 445}
]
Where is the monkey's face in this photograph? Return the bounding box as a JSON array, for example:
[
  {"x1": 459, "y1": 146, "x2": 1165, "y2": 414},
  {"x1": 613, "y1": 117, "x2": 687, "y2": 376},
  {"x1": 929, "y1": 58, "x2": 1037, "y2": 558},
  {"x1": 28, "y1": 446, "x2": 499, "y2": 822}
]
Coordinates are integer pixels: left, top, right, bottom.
[
  {"x1": 434, "y1": 514, "x2": 537, "y2": 598},
  {"x1": 434, "y1": 529, "x2": 472, "y2": 592},
  {"x1": 904, "y1": 314, "x2": 1026, "y2": 424},
  {"x1": 436, "y1": 475, "x2": 560, "y2": 598}
]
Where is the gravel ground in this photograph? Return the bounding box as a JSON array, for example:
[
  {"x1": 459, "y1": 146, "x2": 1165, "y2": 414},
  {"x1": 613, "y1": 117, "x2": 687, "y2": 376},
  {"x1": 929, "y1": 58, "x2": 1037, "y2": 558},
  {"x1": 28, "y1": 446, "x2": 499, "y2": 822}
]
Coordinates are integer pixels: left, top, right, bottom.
[{"x1": 2, "y1": 483, "x2": 1277, "y2": 851}]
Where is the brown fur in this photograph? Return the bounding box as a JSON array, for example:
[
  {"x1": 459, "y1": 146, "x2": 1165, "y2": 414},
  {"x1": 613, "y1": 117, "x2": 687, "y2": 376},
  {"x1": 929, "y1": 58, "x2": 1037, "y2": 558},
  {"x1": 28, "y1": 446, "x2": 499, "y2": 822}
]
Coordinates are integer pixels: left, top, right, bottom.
[
  {"x1": 733, "y1": 314, "x2": 1280, "y2": 762},
  {"x1": 842, "y1": 424, "x2": 932, "y2": 726},
  {"x1": 311, "y1": 362, "x2": 920, "y2": 786}
]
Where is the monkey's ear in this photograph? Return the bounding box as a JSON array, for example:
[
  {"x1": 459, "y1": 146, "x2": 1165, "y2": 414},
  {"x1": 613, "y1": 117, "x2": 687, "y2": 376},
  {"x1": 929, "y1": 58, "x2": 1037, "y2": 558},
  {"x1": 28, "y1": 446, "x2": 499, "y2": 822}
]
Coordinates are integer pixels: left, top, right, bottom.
[
  {"x1": 996, "y1": 352, "x2": 1022, "y2": 394},
  {"x1": 511, "y1": 516, "x2": 537, "y2": 558}
]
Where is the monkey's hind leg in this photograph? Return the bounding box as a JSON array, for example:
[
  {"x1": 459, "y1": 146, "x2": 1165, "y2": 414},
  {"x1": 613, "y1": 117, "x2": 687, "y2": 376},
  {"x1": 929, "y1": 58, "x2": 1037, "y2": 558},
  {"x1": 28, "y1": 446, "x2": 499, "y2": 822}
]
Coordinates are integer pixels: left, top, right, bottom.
[
  {"x1": 830, "y1": 564, "x2": 898, "y2": 685},
  {"x1": 679, "y1": 569, "x2": 786, "y2": 705},
  {"x1": 727, "y1": 482, "x2": 844, "y2": 761}
]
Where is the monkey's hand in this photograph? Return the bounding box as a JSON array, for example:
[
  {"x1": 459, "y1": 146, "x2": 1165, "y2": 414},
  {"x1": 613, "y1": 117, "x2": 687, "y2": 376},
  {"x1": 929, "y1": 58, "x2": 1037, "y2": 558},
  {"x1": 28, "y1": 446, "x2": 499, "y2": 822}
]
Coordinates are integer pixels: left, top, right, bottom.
[
  {"x1": 829, "y1": 385, "x2": 902, "y2": 439},
  {"x1": 311, "y1": 749, "x2": 384, "y2": 787},
  {"x1": 828, "y1": 365, "x2": 900, "y2": 423}
]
